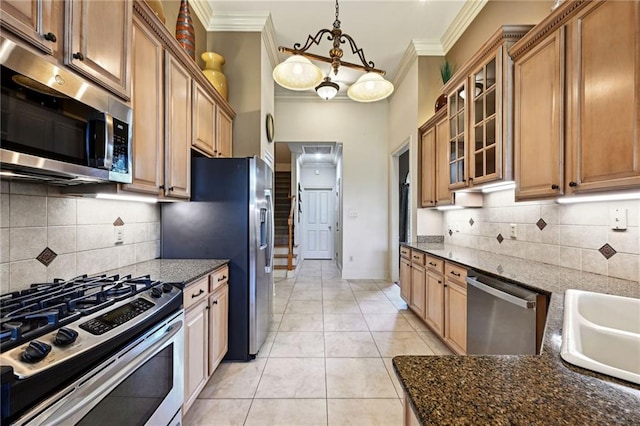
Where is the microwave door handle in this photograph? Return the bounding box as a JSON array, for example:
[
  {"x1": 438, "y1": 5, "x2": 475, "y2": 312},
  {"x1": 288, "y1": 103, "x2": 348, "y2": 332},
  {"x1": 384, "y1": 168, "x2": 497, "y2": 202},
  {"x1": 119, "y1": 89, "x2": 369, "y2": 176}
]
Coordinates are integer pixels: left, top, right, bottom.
[{"x1": 104, "y1": 113, "x2": 114, "y2": 170}]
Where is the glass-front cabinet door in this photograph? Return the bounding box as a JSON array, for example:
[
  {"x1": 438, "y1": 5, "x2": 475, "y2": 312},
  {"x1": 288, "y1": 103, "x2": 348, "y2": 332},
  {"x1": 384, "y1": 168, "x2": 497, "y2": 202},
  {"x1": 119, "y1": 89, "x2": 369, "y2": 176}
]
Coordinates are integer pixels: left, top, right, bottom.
[
  {"x1": 470, "y1": 53, "x2": 501, "y2": 184},
  {"x1": 448, "y1": 84, "x2": 467, "y2": 189}
]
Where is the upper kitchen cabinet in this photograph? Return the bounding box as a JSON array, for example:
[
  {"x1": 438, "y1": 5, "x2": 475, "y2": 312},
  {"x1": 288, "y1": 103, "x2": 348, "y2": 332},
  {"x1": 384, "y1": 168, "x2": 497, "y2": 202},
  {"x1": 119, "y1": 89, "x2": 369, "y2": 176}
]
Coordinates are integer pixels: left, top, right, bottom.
[
  {"x1": 216, "y1": 108, "x2": 233, "y2": 158},
  {"x1": 1, "y1": 0, "x2": 131, "y2": 99},
  {"x1": 192, "y1": 81, "x2": 217, "y2": 157},
  {"x1": 0, "y1": 0, "x2": 57, "y2": 55},
  {"x1": 65, "y1": 0, "x2": 132, "y2": 99},
  {"x1": 419, "y1": 108, "x2": 451, "y2": 207},
  {"x1": 442, "y1": 26, "x2": 533, "y2": 190},
  {"x1": 165, "y1": 54, "x2": 192, "y2": 199},
  {"x1": 510, "y1": 0, "x2": 640, "y2": 200}
]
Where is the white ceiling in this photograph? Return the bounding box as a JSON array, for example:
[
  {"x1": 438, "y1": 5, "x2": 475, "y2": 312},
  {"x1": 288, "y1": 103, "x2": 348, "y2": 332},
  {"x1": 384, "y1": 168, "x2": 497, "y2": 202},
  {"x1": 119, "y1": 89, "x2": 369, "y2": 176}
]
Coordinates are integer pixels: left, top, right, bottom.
[{"x1": 198, "y1": 0, "x2": 484, "y2": 98}]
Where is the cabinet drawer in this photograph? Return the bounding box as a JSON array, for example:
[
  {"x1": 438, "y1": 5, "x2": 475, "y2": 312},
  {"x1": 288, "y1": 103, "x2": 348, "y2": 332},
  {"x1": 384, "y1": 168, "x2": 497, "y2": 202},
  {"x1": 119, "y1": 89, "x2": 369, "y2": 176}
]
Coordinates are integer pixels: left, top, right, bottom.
[
  {"x1": 184, "y1": 276, "x2": 209, "y2": 309},
  {"x1": 425, "y1": 256, "x2": 443, "y2": 274},
  {"x1": 445, "y1": 262, "x2": 467, "y2": 286},
  {"x1": 400, "y1": 246, "x2": 411, "y2": 259},
  {"x1": 210, "y1": 265, "x2": 229, "y2": 292},
  {"x1": 410, "y1": 250, "x2": 426, "y2": 266}
]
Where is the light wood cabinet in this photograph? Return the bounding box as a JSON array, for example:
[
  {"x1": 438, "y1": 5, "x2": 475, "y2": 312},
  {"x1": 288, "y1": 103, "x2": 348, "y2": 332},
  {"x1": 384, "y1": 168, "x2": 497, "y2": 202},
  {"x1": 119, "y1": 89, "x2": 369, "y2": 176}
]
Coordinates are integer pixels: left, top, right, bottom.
[
  {"x1": 165, "y1": 54, "x2": 191, "y2": 199},
  {"x1": 444, "y1": 262, "x2": 467, "y2": 355},
  {"x1": 564, "y1": 0, "x2": 640, "y2": 194},
  {"x1": 420, "y1": 126, "x2": 436, "y2": 207},
  {"x1": 410, "y1": 259, "x2": 426, "y2": 319},
  {"x1": 425, "y1": 271, "x2": 444, "y2": 336},
  {"x1": 208, "y1": 284, "x2": 229, "y2": 373},
  {"x1": 513, "y1": 28, "x2": 565, "y2": 200},
  {"x1": 511, "y1": 0, "x2": 640, "y2": 200},
  {"x1": 442, "y1": 26, "x2": 533, "y2": 190},
  {"x1": 124, "y1": 15, "x2": 164, "y2": 195},
  {"x1": 192, "y1": 81, "x2": 217, "y2": 157},
  {"x1": 404, "y1": 391, "x2": 421, "y2": 426},
  {"x1": 399, "y1": 256, "x2": 412, "y2": 304},
  {"x1": 0, "y1": 0, "x2": 56, "y2": 55},
  {"x1": 183, "y1": 265, "x2": 229, "y2": 415},
  {"x1": 65, "y1": 0, "x2": 131, "y2": 99},
  {"x1": 419, "y1": 108, "x2": 451, "y2": 207},
  {"x1": 184, "y1": 299, "x2": 208, "y2": 413},
  {"x1": 217, "y1": 107, "x2": 233, "y2": 158}
]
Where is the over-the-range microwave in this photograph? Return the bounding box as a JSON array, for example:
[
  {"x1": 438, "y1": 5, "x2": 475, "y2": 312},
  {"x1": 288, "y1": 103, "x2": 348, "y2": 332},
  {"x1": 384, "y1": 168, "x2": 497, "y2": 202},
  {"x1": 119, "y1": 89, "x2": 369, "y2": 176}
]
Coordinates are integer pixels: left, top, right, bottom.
[{"x1": 0, "y1": 36, "x2": 132, "y2": 185}]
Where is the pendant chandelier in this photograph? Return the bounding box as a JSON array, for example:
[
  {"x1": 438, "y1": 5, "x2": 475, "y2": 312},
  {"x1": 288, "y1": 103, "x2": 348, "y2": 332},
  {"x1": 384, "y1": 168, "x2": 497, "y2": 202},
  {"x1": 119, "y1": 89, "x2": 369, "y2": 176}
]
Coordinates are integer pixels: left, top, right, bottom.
[{"x1": 272, "y1": 0, "x2": 394, "y2": 102}]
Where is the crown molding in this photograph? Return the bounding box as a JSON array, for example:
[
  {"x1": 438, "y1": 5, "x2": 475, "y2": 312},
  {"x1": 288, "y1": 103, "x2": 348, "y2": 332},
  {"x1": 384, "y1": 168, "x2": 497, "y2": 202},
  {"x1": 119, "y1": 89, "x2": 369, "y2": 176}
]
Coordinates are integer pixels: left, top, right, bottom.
[
  {"x1": 189, "y1": 0, "x2": 213, "y2": 29},
  {"x1": 208, "y1": 11, "x2": 271, "y2": 32},
  {"x1": 391, "y1": 42, "x2": 417, "y2": 89},
  {"x1": 413, "y1": 39, "x2": 445, "y2": 56},
  {"x1": 262, "y1": 14, "x2": 280, "y2": 69},
  {"x1": 441, "y1": 0, "x2": 488, "y2": 53}
]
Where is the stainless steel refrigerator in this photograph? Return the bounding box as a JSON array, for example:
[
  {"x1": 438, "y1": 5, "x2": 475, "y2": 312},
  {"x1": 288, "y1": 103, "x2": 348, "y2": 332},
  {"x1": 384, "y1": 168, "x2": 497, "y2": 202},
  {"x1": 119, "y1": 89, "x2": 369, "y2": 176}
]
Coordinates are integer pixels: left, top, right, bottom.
[{"x1": 161, "y1": 156, "x2": 273, "y2": 361}]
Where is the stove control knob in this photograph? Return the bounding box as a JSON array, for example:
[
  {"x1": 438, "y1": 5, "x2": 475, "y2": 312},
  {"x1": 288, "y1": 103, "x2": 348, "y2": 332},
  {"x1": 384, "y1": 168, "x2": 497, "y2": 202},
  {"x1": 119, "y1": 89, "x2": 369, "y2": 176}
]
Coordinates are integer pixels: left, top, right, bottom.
[
  {"x1": 22, "y1": 340, "x2": 52, "y2": 363},
  {"x1": 162, "y1": 283, "x2": 173, "y2": 293},
  {"x1": 54, "y1": 327, "x2": 79, "y2": 346},
  {"x1": 151, "y1": 286, "x2": 163, "y2": 298}
]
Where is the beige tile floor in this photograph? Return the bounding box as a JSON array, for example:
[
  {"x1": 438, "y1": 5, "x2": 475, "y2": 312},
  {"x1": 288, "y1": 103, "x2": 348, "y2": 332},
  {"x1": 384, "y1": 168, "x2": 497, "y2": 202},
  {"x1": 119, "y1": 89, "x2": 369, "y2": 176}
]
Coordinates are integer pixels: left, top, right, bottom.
[{"x1": 184, "y1": 260, "x2": 452, "y2": 426}]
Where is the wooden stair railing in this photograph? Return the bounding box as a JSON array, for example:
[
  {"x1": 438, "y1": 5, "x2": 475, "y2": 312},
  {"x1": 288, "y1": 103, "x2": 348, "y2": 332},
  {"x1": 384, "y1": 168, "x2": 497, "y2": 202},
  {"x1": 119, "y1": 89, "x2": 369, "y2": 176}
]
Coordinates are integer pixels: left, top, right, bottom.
[{"x1": 287, "y1": 195, "x2": 296, "y2": 270}]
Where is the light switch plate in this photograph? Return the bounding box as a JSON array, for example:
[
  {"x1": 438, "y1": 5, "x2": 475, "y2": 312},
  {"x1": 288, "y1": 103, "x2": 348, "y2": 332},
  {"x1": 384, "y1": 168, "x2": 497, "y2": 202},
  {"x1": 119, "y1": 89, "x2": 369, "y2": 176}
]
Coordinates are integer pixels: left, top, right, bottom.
[
  {"x1": 610, "y1": 208, "x2": 627, "y2": 230},
  {"x1": 114, "y1": 227, "x2": 124, "y2": 244},
  {"x1": 509, "y1": 223, "x2": 517, "y2": 239}
]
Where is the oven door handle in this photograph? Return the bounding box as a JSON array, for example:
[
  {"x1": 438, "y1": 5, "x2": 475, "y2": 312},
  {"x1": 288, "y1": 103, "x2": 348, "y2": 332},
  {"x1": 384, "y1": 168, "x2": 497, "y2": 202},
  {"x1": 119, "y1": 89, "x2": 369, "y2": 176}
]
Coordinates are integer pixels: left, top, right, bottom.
[{"x1": 14, "y1": 313, "x2": 184, "y2": 426}]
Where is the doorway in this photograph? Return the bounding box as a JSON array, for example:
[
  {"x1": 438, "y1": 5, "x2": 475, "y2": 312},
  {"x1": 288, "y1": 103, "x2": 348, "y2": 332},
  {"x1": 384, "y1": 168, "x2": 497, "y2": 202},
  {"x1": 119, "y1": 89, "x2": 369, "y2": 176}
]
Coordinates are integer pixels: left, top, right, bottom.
[{"x1": 303, "y1": 188, "x2": 335, "y2": 259}]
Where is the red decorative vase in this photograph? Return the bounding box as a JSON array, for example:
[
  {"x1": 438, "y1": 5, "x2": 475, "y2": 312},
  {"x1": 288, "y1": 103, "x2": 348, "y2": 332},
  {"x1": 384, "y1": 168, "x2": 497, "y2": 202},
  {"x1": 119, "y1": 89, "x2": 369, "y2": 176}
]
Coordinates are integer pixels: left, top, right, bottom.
[
  {"x1": 435, "y1": 93, "x2": 447, "y2": 112},
  {"x1": 175, "y1": 0, "x2": 195, "y2": 60}
]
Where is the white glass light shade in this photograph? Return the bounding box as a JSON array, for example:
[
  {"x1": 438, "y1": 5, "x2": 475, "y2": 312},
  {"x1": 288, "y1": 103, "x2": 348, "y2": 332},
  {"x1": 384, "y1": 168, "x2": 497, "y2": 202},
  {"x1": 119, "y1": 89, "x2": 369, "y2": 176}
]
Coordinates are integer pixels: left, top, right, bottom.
[
  {"x1": 273, "y1": 55, "x2": 323, "y2": 90},
  {"x1": 315, "y1": 78, "x2": 339, "y2": 100},
  {"x1": 347, "y1": 72, "x2": 394, "y2": 102}
]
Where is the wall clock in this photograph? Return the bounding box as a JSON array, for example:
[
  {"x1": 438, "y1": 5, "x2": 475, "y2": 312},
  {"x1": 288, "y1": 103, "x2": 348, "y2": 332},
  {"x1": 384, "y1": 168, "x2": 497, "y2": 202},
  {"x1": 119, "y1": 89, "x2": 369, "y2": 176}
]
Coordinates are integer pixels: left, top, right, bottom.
[{"x1": 266, "y1": 113, "x2": 275, "y2": 143}]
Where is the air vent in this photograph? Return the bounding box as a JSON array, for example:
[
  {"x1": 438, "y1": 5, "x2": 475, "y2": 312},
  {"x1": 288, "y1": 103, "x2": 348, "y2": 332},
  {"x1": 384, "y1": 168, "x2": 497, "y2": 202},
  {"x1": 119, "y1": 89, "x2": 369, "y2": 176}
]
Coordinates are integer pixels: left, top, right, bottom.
[{"x1": 302, "y1": 146, "x2": 333, "y2": 155}]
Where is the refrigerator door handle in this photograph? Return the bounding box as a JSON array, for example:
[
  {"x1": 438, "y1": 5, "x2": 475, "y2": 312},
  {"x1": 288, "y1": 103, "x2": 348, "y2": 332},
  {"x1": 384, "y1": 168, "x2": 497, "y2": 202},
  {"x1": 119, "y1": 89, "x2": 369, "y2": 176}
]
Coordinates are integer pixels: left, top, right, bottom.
[{"x1": 265, "y1": 189, "x2": 274, "y2": 273}]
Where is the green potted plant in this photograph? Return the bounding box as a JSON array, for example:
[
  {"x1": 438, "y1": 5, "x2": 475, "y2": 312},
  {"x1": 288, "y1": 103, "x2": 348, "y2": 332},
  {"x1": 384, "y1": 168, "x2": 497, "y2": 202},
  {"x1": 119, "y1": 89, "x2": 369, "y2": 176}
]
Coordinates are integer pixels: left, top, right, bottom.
[{"x1": 435, "y1": 61, "x2": 453, "y2": 112}]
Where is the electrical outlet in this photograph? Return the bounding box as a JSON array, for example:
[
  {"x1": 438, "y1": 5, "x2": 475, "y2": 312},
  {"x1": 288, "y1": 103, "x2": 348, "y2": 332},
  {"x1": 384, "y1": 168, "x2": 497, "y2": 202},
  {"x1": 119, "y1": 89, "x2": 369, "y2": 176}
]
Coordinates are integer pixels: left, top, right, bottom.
[
  {"x1": 509, "y1": 223, "x2": 517, "y2": 239},
  {"x1": 114, "y1": 227, "x2": 124, "y2": 244},
  {"x1": 610, "y1": 208, "x2": 627, "y2": 230}
]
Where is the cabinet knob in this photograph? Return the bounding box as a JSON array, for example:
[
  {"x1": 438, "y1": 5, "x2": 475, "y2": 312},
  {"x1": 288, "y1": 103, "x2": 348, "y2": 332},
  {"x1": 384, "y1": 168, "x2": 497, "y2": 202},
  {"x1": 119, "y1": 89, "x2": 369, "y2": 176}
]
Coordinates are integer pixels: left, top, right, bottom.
[
  {"x1": 43, "y1": 32, "x2": 57, "y2": 42},
  {"x1": 551, "y1": 184, "x2": 559, "y2": 190},
  {"x1": 159, "y1": 185, "x2": 165, "y2": 190},
  {"x1": 569, "y1": 181, "x2": 578, "y2": 187},
  {"x1": 438, "y1": 280, "x2": 442, "y2": 284},
  {"x1": 212, "y1": 300, "x2": 218, "y2": 305},
  {"x1": 169, "y1": 186, "x2": 175, "y2": 191},
  {"x1": 72, "y1": 52, "x2": 84, "y2": 61}
]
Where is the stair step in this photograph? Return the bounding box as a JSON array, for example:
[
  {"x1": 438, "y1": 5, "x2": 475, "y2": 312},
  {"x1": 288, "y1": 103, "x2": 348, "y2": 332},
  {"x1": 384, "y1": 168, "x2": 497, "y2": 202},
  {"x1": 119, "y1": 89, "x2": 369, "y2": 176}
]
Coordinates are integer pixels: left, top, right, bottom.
[{"x1": 274, "y1": 253, "x2": 297, "y2": 259}]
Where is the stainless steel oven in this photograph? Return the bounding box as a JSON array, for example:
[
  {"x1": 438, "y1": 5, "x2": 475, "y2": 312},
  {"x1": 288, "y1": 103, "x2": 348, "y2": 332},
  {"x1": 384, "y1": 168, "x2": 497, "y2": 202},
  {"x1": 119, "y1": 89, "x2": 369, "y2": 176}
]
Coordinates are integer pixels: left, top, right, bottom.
[{"x1": 12, "y1": 310, "x2": 184, "y2": 426}]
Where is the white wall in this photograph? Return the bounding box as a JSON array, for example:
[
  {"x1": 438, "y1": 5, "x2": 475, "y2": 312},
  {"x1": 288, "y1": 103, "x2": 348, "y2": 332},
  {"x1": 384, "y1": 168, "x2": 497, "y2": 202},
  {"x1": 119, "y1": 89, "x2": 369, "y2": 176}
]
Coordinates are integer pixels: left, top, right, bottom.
[
  {"x1": 388, "y1": 59, "x2": 420, "y2": 282},
  {"x1": 260, "y1": 38, "x2": 275, "y2": 164},
  {"x1": 275, "y1": 98, "x2": 389, "y2": 279},
  {"x1": 300, "y1": 163, "x2": 337, "y2": 189}
]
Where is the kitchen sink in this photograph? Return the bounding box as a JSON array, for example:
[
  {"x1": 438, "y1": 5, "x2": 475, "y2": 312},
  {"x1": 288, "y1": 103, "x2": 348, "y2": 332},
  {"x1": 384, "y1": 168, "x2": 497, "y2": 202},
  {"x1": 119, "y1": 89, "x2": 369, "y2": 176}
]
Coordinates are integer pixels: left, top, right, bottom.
[{"x1": 561, "y1": 289, "x2": 640, "y2": 384}]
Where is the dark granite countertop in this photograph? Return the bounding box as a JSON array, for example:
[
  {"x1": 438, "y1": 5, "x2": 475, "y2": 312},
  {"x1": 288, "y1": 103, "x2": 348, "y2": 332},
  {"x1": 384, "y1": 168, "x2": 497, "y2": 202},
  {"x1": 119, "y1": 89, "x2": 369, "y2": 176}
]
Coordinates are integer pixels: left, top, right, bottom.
[
  {"x1": 394, "y1": 243, "x2": 640, "y2": 425},
  {"x1": 104, "y1": 259, "x2": 229, "y2": 287}
]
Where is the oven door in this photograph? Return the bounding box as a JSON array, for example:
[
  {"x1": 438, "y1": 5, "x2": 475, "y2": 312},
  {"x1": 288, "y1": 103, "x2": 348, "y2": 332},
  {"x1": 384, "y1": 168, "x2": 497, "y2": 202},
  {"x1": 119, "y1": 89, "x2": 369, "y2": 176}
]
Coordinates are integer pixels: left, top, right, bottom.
[{"x1": 13, "y1": 311, "x2": 184, "y2": 426}]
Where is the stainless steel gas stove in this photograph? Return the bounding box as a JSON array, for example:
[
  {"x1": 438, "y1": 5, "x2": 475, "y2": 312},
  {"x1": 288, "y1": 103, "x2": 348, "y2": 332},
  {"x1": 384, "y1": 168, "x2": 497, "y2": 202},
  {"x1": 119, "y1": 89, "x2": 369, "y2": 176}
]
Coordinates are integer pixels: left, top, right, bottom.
[{"x1": 0, "y1": 273, "x2": 184, "y2": 425}]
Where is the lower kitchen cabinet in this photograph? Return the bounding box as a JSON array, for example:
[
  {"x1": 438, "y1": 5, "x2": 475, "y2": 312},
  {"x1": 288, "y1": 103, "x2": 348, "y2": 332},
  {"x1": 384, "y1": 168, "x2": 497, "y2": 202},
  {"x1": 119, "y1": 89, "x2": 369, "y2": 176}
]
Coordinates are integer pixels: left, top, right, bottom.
[
  {"x1": 444, "y1": 262, "x2": 467, "y2": 355},
  {"x1": 183, "y1": 265, "x2": 229, "y2": 414},
  {"x1": 404, "y1": 391, "x2": 421, "y2": 426},
  {"x1": 399, "y1": 248, "x2": 412, "y2": 304},
  {"x1": 410, "y1": 255, "x2": 426, "y2": 319},
  {"x1": 208, "y1": 278, "x2": 229, "y2": 374},
  {"x1": 426, "y1": 271, "x2": 444, "y2": 335}
]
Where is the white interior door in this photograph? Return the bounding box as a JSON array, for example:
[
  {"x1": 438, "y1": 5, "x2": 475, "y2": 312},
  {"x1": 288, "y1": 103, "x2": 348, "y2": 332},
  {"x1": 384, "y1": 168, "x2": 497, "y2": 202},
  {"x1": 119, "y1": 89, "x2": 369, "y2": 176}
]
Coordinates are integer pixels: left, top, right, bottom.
[{"x1": 303, "y1": 188, "x2": 334, "y2": 259}]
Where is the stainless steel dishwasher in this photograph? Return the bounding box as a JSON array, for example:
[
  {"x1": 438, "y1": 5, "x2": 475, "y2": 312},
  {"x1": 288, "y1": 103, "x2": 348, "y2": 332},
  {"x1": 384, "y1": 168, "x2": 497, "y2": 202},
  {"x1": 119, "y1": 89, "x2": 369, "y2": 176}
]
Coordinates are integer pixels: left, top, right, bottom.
[{"x1": 466, "y1": 271, "x2": 547, "y2": 355}]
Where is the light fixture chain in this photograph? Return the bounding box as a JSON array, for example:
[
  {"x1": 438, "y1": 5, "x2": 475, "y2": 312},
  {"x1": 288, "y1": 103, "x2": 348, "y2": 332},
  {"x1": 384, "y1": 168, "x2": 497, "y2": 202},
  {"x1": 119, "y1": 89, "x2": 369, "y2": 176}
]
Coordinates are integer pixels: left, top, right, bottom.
[{"x1": 333, "y1": 0, "x2": 340, "y2": 29}]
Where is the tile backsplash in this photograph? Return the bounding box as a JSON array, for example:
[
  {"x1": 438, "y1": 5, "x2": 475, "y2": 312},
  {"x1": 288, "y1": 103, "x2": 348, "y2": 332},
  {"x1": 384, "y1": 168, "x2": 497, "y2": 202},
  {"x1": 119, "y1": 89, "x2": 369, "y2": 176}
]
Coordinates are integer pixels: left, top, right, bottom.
[
  {"x1": 0, "y1": 181, "x2": 161, "y2": 293},
  {"x1": 441, "y1": 189, "x2": 640, "y2": 283}
]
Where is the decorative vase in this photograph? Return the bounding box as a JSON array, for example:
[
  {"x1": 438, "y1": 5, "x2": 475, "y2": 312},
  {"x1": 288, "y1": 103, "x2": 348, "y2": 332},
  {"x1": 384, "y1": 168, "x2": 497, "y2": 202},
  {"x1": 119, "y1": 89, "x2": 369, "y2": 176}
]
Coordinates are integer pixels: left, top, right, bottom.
[
  {"x1": 435, "y1": 93, "x2": 447, "y2": 112},
  {"x1": 146, "y1": 0, "x2": 166, "y2": 24},
  {"x1": 201, "y1": 52, "x2": 228, "y2": 100},
  {"x1": 175, "y1": 0, "x2": 195, "y2": 60}
]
